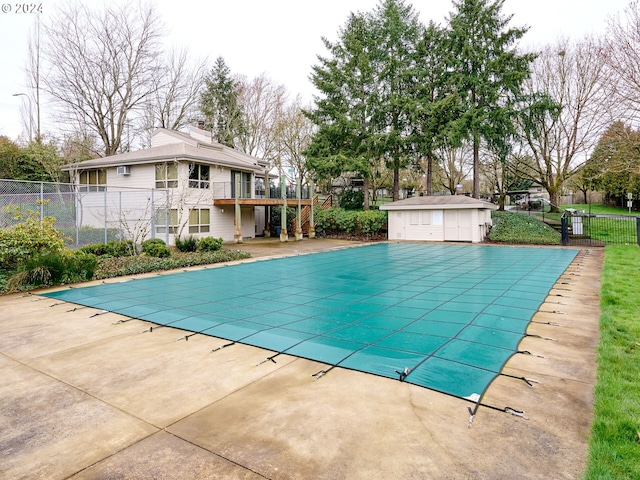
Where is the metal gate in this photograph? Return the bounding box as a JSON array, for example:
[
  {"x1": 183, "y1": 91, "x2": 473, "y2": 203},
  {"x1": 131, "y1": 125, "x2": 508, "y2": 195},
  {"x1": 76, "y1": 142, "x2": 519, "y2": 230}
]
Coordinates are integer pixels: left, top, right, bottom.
[{"x1": 561, "y1": 212, "x2": 640, "y2": 246}]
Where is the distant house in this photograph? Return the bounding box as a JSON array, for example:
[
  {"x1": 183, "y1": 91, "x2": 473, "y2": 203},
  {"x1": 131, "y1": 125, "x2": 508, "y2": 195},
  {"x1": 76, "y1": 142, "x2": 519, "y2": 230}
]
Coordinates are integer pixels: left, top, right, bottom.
[
  {"x1": 62, "y1": 125, "x2": 309, "y2": 244},
  {"x1": 380, "y1": 195, "x2": 497, "y2": 243}
]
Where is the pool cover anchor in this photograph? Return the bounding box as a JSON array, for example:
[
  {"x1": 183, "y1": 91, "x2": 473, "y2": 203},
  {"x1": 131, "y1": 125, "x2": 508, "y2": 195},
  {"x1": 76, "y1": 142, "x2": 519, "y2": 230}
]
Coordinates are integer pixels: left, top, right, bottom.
[
  {"x1": 516, "y1": 350, "x2": 546, "y2": 359},
  {"x1": 176, "y1": 332, "x2": 198, "y2": 342},
  {"x1": 501, "y1": 372, "x2": 542, "y2": 387},
  {"x1": 394, "y1": 367, "x2": 411, "y2": 382},
  {"x1": 88, "y1": 310, "x2": 109, "y2": 318},
  {"x1": 112, "y1": 318, "x2": 133, "y2": 325},
  {"x1": 468, "y1": 403, "x2": 530, "y2": 428},
  {"x1": 526, "y1": 333, "x2": 557, "y2": 342},
  {"x1": 211, "y1": 342, "x2": 235, "y2": 353},
  {"x1": 257, "y1": 354, "x2": 279, "y2": 366},
  {"x1": 312, "y1": 366, "x2": 335, "y2": 381}
]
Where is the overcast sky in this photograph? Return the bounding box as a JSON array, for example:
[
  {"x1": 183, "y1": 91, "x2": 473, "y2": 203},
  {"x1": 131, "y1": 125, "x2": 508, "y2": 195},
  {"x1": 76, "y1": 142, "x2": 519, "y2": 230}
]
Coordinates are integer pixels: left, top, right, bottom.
[{"x1": 0, "y1": 0, "x2": 631, "y2": 141}]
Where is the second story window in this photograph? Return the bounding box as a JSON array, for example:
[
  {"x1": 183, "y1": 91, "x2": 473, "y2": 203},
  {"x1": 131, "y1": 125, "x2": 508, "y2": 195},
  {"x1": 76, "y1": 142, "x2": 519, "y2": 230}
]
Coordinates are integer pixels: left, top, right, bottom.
[
  {"x1": 155, "y1": 163, "x2": 178, "y2": 189},
  {"x1": 189, "y1": 163, "x2": 210, "y2": 189}
]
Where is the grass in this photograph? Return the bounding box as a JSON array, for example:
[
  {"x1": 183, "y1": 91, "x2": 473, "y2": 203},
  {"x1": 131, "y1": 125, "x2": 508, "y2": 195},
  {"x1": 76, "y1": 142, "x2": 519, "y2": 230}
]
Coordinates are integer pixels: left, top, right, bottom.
[
  {"x1": 489, "y1": 210, "x2": 561, "y2": 244},
  {"x1": 565, "y1": 204, "x2": 637, "y2": 216},
  {"x1": 584, "y1": 245, "x2": 640, "y2": 480}
]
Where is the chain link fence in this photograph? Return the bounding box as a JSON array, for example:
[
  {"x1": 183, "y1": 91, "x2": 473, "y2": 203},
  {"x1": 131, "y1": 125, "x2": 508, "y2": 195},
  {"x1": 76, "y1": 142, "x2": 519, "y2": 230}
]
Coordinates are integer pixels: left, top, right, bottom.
[{"x1": 0, "y1": 179, "x2": 170, "y2": 247}]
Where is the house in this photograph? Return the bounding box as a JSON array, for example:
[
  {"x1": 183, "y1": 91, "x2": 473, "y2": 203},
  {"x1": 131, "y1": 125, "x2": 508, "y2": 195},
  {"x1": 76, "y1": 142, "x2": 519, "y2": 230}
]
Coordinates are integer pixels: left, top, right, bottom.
[
  {"x1": 62, "y1": 125, "x2": 311, "y2": 245},
  {"x1": 380, "y1": 195, "x2": 497, "y2": 243}
]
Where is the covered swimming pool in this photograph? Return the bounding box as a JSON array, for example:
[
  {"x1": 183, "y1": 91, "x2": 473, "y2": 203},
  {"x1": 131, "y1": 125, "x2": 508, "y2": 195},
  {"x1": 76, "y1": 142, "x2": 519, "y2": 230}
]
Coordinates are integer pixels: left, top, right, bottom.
[{"x1": 42, "y1": 243, "x2": 578, "y2": 403}]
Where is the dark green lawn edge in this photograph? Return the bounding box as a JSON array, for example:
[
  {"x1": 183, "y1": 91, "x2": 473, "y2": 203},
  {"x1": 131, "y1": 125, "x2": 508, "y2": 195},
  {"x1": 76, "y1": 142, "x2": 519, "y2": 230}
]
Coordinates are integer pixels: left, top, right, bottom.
[{"x1": 584, "y1": 245, "x2": 640, "y2": 479}]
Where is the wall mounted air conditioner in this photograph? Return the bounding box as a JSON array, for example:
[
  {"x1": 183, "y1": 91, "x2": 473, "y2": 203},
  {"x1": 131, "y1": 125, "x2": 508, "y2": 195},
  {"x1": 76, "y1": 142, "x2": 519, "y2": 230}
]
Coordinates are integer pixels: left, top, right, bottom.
[{"x1": 117, "y1": 165, "x2": 131, "y2": 175}]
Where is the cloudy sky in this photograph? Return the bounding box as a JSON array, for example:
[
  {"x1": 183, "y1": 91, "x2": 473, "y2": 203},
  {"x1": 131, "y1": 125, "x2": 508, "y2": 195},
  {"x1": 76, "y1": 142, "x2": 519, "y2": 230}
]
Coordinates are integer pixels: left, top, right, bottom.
[{"x1": 0, "y1": 0, "x2": 631, "y2": 141}]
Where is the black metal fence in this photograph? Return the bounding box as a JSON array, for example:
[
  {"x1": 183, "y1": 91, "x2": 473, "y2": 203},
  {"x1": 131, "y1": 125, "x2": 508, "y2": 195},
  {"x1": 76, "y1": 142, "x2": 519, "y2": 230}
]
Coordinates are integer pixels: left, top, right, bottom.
[{"x1": 561, "y1": 212, "x2": 640, "y2": 246}]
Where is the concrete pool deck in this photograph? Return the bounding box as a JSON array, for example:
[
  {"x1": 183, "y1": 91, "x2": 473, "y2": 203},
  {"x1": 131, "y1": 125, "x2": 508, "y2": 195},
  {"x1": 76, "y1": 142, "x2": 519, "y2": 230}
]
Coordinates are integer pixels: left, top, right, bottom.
[{"x1": 0, "y1": 239, "x2": 601, "y2": 479}]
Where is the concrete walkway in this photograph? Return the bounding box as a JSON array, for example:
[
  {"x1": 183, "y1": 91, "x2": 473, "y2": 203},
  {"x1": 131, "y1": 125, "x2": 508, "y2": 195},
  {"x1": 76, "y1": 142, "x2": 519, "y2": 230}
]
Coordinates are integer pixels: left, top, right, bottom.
[{"x1": 0, "y1": 239, "x2": 601, "y2": 479}]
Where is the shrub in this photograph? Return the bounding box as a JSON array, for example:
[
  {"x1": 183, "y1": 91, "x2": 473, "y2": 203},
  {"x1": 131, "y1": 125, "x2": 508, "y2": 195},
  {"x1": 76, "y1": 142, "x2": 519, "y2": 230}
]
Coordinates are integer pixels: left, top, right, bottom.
[
  {"x1": 175, "y1": 235, "x2": 198, "y2": 252},
  {"x1": 270, "y1": 206, "x2": 297, "y2": 233},
  {"x1": 198, "y1": 236, "x2": 223, "y2": 252},
  {"x1": 0, "y1": 207, "x2": 70, "y2": 269},
  {"x1": 5, "y1": 250, "x2": 97, "y2": 291},
  {"x1": 93, "y1": 249, "x2": 252, "y2": 279},
  {"x1": 340, "y1": 189, "x2": 364, "y2": 210},
  {"x1": 143, "y1": 243, "x2": 171, "y2": 258},
  {"x1": 489, "y1": 211, "x2": 560, "y2": 244},
  {"x1": 141, "y1": 238, "x2": 166, "y2": 255},
  {"x1": 314, "y1": 207, "x2": 387, "y2": 237},
  {"x1": 80, "y1": 240, "x2": 136, "y2": 257}
]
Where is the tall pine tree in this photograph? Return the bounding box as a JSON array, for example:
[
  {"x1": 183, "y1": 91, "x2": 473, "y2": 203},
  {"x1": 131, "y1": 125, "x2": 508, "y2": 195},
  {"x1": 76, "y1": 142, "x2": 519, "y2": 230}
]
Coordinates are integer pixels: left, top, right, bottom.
[
  {"x1": 199, "y1": 57, "x2": 245, "y2": 147},
  {"x1": 306, "y1": 12, "x2": 380, "y2": 209},
  {"x1": 446, "y1": 0, "x2": 534, "y2": 198},
  {"x1": 370, "y1": 0, "x2": 423, "y2": 201}
]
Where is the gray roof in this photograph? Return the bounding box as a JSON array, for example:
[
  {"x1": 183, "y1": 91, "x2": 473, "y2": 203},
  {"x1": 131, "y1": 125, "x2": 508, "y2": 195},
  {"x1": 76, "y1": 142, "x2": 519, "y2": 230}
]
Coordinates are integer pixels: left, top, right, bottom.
[
  {"x1": 380, "y1": 195, "x2": 498, "y2": 210},
  {"x1": 61, "y1": 129, "x2": 267, "y2": 173}
]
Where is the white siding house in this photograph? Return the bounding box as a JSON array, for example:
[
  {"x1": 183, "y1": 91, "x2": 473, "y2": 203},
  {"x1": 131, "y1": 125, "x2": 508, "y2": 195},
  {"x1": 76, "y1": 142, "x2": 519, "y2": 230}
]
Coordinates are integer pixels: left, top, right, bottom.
[
  {"x1": 62, "y1": 126, "x2": 272, "y2": 245},
  {"x1": 380, "y1": 196, "x2": 497, "y2": 243}
]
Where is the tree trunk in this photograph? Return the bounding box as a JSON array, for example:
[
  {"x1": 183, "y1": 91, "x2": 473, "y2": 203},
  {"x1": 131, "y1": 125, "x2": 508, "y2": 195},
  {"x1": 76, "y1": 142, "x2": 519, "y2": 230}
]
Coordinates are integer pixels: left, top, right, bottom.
[
  {"x1": 426, "y1": 151, "x2": 433, "y2": 196},
  {"x1": 393, "y1": 162, "x2": 400, "y2": 201},
  {"x1": 363, "y1": 176, "x2": 370, "y2": 210},
  {"x1": 473, "y1": 134, "x2": 480, "y2": 198}
]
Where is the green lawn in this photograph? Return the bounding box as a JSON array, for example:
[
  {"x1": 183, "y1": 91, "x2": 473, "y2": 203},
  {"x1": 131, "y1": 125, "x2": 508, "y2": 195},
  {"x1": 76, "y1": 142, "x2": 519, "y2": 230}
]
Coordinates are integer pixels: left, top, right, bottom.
[
  {"x1": 564, "y1": 204, "x2": 637, "y2": 216},
  {"x1": 584, "y1": 245, "x2": 640, "y2": 479}
]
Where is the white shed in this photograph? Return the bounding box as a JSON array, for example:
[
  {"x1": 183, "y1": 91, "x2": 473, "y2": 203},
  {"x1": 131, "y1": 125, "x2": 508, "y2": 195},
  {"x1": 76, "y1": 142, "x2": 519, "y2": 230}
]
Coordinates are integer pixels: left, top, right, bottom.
[{"x1": 380, "y1": 195, "x2": 497, "y2": 243}]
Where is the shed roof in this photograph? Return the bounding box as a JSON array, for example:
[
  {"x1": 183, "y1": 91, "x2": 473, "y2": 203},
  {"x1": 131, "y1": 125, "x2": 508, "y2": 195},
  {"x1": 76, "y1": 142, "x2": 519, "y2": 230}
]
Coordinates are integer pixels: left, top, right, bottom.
[{"x1": 379, "y1": 195, "x2": 498, "y2": 211}]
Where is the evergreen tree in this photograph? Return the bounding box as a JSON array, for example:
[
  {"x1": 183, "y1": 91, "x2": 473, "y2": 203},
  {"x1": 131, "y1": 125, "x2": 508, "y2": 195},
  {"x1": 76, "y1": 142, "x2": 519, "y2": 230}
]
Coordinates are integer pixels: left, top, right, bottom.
[
  {"x1": 306, "y1": 12, "x2": 380, "y2": 209},
  {"x1": 199, "y1": 57, "x2": 245, "y2": 147},
  {"x1": 0, "y1": 136, "x2": 22, "y2": 180},
  {"x1": 370, "y1": 0, "x2": 423, "y2": 201},
  {"x1": 446, "y1": 0, "x2": 535, "y2": 198},
  {"x1": 584, "y1": 121, "x2": 640, "y2": 204},
  {"x1": 409, "y1": 21, "x2": 460, "y2": 195}
]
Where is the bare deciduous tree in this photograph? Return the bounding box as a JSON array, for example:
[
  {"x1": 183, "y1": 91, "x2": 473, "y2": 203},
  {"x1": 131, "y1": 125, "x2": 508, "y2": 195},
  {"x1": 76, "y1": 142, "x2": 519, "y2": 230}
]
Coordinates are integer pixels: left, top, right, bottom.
[
  {"x1": 140, "y1": 48, "x2": 208, "y2": 147},
  {"x1": 605, "y1": 0, "x2": 640, "y2": 121},
  {"x1": 437, "y1": 142, "x2": 473, "y2": 194},
  {"x1": 274, "y1": 96, "x2": 315, "y2": 183},
  {"x1": 518, "y1": 37, "x2": 611, "y2": 207},
  {"x1": 236, "y1": 74, "x2": 287, "y2": 163},
  {"x1": 42, "y1": 1, "x2": 164, "y2": 157}
]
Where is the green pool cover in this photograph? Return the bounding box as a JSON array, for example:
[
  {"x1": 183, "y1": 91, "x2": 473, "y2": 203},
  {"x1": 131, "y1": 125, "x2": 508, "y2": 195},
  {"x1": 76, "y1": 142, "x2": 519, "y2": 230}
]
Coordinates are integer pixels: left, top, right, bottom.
[{"x1": 42, "y1": 244, "x2": 578, "y2": 402}]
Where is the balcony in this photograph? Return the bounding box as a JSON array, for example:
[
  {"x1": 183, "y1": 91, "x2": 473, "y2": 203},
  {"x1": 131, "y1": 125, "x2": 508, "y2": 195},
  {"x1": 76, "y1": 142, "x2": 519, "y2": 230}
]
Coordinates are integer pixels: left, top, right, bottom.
[{"x1": 212, "y1": 181, "x2": 312, "y2": 207}]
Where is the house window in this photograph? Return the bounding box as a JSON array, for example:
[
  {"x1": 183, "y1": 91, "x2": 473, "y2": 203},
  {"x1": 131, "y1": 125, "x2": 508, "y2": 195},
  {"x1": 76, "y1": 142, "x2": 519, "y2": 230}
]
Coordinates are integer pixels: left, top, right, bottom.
[
  {"x1": 231, "y1": 170, "x2": 251, "y2": 198},
  {"x1": 188, "y1": 163, "x2": 210, "y2": 189},
  {"x1": 78, "y1": 170, "x2": 106, "y2": 192},
  {"x1": 156, "y1": 208, "x2": 179, "y2": 234},
  {"x1": 155, "y1": 163, "x2": 178, "y2": 188},
  {"x1": 189, "y1": 208, "x2": 210, "y2": 233}
]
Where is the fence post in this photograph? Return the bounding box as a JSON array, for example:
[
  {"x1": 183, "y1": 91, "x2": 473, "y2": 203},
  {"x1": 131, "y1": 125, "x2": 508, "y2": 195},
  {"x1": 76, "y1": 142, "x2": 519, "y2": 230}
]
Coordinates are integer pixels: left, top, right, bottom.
[
  {"x1": 104, "y1": 188, "x2": 108, "y2": 244},
  {"x1": 637, "y1": 217, "x2": 640, "y2": 246},
  {"x1": 39, "y1": 182, "x2": 44, "y2": 220},
  {"x1": 151, "y1": 189, "x2": 156, "y2": 240},
  {"x1": 561, "y1": 215, "x2": 569, "y2": 246}
]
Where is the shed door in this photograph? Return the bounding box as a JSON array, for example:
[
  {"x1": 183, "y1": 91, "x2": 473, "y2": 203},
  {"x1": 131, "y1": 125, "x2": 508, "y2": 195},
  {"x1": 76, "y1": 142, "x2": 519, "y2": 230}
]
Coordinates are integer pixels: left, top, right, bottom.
[{"x1": 444, "y1": 210, "x2": 473, "y2": 242}]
